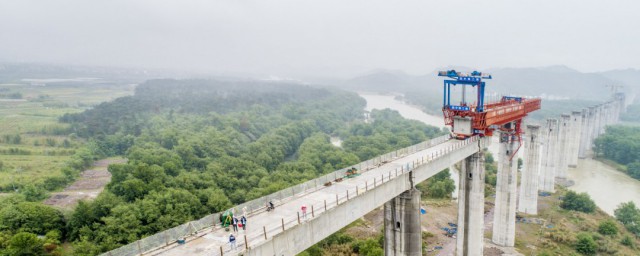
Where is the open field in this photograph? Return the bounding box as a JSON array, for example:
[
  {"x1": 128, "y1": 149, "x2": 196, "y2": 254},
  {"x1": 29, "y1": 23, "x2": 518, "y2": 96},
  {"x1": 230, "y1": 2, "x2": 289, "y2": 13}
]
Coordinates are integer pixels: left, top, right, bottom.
[{"x1": 0, "y1": 80, "x2": 134, "y2": 192}]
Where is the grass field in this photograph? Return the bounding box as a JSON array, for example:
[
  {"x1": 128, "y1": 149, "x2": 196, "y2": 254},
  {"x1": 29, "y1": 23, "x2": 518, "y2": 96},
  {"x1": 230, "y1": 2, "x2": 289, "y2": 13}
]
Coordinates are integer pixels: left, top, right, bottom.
[{"x1": 0, "y1": 80, "x2": 134, "y2": 192}]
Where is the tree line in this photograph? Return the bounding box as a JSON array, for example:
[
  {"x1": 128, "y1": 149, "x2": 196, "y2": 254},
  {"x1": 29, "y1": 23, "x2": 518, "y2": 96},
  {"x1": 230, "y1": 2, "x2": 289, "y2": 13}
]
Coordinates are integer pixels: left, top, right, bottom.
[{"x1": 594, "y1": 125, "x2": 640, "y2": 180}]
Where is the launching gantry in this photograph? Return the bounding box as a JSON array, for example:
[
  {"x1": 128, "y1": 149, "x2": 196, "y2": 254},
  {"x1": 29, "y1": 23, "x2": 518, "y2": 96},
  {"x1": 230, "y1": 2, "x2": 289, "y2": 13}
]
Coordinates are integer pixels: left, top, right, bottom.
[{"x1": 438, "y1": 70, "x2": 541, "y2": 157}]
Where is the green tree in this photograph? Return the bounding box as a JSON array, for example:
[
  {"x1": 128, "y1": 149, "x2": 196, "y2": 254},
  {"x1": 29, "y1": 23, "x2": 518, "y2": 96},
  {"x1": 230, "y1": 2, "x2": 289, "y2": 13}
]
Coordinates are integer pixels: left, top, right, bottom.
[
  {"x1": 597, "y1": 220, "x2": 618, "y2": 236},
  {"x1": 354, "y1": 238, "x2": 383, "y2": 256},
  {"x1": 20, "y1": 184, "x2": 48, "y2": 202},
  {"x1": 5, "y1": 232, "x2": 44, "y2": 256},
  {"x1": 205, "y1": 189, "x2": 232, "y2": 213},
  {"x1": 574, "y1": 233, "x2": 597, "y2": 255},
  {"x1": 561, "y1": 191, "x2": 596, "y2": 213},
  {"x1": 72, "y1": 236, "x2": 101, "y2": 256},
  {"x1": 417, "y1": 169, "x2": 455, "y2": 198},
  {"x1": 614, "y1": 201, "x2": 640, "y2": 235},
  {"x1": 627, "y1": 161, "x2": 640, "y2": 180},
  {"x1": 0, "y1": 202, "x2": 65, "y2": 235}
]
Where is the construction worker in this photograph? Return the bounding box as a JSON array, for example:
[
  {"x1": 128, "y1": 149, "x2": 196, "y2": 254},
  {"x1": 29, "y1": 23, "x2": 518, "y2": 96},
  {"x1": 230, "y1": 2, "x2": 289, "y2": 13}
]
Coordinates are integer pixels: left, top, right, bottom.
[
  {"x1": 229, "y1": 233, "x2": 236, "y2": 250},
  {"x1": 232, "y1": 216, "x2": 239, "y2": 232},
  {"x1": 301, "y1": 205, "x2": 307, "y2": 219},
  {"x1": 240, "y1": 215, "x2": 247, "y2": 231}
]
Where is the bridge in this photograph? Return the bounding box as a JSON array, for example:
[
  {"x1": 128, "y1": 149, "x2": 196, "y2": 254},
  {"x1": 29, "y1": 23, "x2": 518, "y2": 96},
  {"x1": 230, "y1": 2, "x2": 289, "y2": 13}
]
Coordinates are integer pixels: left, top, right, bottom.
[{"x1": 102, "y1": 93, "x2": 627, "y2": 256}]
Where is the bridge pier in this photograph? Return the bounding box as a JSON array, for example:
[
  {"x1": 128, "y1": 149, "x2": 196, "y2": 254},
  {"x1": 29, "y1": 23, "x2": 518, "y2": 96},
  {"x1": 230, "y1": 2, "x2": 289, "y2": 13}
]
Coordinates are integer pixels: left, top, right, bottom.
[
  {"x1": 492, "y1": 123, "x2": 518, "y2": 247},
  {"x1": 540, "y1": 118, "x2": 558, "y2": 192},
  {"x1": 591, "y1": 105, "x2": 601, "y2": 144},
  {"x1": 578, "y1": 108, "x2": 589, "y2": 159},
  {"x1": 555, "y1": 114, "x2": 571, "y2": 179},
  {"x1": 456, "y1": 151, "x2": 485, "y2": 256},
  {"x1": 518, "y1": 124, "x2": 540, "y2": 215},
  {"x1": 568, "y1": 111, "x2": 582, "y2": 168},
  {"x1": 597, "y1": 104, "x2": 605, "y2": 136},
  {"x1": 384, "y1": 188, "x2": 422, "y2": 256},
  {"x1": 589, "y1": 106, "x2": 598, "y2": 154}
]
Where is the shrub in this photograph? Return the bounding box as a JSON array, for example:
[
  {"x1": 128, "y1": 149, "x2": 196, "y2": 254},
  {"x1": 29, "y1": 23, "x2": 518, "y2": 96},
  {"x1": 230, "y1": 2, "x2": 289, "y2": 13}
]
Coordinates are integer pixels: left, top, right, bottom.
[
  {"x1": 575, "y1": 233, "x2": 597, "y2": 255},
  {"x1": 352, "y1": 238, "x2": 383, "y2": 256},
  {"x1": 621, "y1": 235, "x2": 636, "y2": 248},
  {"x1": 5, "y1": 232, "x2": 44, "y2": 255},
  {"x1": 597, "y1": 220, "x2": 618, "y2": 236},
  {"x1": 614, "y1": 201, "x2": 640, "y2": 236},
  {"x1": 561, "y1": 191, "x2": 596, "y2": 213}
]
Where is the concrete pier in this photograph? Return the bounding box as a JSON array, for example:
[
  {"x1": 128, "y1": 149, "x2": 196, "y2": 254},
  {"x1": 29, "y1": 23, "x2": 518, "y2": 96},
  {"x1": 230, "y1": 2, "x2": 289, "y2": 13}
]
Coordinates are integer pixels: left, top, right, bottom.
[
  {"x1": 540, "y1": 119, "x2": 558, "y2": 192},
  {"x1": 590, "y1": 105, "x2": 600, "y2": 147},
  {"x1": 518, "y1": 125, "x2": 541, "y2": 214},
  {"x1": 492, "y1": 123, "x2": 518, "y2": 247},
  {"x1": 578, "y1": 108, "x2": 589, "y2": 159},
  {"x1": 598, "y1": 104, "x2": 606, "y2": 135},
  {"x1": 604, "y1": 103, "x2": 610, "y2": 131},
  {"x1": 556, "y1": 114, "x2": 571, "y2": 179},
  {"x1": 568, "y1": 111, "x2": 582, "y2": 168},
  {"x1": 385, "y1": 188, "x2": 422, "y2": 256},
  {"x1": 586, "y1": 106, "x2": 596, "y2": 154},
  {"x1": 456, "y1": 152, "x2": 485, "y2": 256}
]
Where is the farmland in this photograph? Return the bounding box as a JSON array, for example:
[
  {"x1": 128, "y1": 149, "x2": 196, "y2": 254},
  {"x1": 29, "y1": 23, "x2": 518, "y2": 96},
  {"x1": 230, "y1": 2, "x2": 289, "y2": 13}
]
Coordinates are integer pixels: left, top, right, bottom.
[{"x1": 0, "y1": 79, "x2": 134, "y2": 192}]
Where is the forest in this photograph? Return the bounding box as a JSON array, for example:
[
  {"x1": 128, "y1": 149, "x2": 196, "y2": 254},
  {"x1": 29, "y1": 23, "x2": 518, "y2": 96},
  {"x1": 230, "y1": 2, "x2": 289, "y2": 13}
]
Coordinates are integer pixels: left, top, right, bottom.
[
  {"x1": 594, "y1": 125, "x2": 640, "y2": 180},
  {"x1": 0, "y1": 79, "x2": 445, "y2": 255}
]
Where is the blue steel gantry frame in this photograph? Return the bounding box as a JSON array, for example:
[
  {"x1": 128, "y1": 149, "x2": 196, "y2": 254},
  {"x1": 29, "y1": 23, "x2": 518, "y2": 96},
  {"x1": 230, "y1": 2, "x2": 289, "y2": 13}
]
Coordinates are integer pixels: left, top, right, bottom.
[{"x1": 439, "y1": 70, "x2": 490, "y2": 113}]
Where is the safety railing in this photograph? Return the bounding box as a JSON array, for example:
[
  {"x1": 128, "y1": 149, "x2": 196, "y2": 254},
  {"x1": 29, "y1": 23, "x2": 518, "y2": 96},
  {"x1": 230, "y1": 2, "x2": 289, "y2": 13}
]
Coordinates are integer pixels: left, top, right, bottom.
[{"x1": 101, "y1": 134, "x2": 472, "y2": 256}]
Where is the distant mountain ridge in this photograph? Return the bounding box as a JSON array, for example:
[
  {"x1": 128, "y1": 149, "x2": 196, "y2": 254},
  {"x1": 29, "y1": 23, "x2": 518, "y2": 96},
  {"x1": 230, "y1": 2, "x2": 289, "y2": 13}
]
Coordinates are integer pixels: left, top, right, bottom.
[{"x1": 342, "y1": 66, "x2": 640, "y2": 102}]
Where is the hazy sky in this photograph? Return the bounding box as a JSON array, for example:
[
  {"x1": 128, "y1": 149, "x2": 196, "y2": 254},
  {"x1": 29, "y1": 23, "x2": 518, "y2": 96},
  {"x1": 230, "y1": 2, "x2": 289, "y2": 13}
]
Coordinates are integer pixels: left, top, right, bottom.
[{"x1": 1, "y1": 0, "x2": 639, "y2": 78}]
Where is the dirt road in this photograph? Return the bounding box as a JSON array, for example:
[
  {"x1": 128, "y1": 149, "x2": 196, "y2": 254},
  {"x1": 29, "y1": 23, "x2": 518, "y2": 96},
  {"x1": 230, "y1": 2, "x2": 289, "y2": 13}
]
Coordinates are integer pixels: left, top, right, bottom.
[{"x1": 44, "y1": 157, "x2": 126, "y2": 209}]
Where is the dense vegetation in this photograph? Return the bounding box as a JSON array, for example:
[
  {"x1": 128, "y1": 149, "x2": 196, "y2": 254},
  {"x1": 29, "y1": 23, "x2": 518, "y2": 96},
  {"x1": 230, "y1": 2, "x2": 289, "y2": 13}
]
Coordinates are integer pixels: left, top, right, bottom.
[
  {"x1": 0, "y1": 79, "x2": 446, "y2": 255},
  {"x1": 561, "y1": 191, "x2": 597, "y2": 213},
  {"x1": 300, "y1": 220, "x2": 385, "y2": 256},
  {"x1": 594, "y1": 125, "x2": 640, "y2": 180},
  {"x1": 620, "y1": 103, "x2": 640, "y2": 122},
  {"x1": 593, "y1": 125, "x2": 640, "y2": 237},
  {"x1": 614, "y1": 202, "x2": 640, "y2": 236},
  {"x1": 416, "y1": 169, "x2": 455, "y2": 199}
]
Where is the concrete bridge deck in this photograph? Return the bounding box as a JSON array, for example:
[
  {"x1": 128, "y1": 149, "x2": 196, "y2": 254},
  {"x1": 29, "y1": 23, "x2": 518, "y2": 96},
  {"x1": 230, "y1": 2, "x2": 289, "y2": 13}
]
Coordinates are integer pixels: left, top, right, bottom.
[{"x1": 146, "y1": 136, "x2": 488, "y2": 256}]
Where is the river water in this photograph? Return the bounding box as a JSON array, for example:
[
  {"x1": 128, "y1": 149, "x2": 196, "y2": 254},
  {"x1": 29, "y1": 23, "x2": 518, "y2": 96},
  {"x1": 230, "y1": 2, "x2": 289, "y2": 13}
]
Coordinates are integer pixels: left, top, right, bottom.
[{"x1": 359, "y1": 92, "x2": 640, "y2": 215}]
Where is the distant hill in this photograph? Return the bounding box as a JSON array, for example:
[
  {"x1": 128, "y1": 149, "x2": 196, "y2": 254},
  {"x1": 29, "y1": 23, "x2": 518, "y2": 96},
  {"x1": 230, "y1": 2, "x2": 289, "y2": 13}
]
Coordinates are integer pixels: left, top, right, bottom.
[
  {"x1": 600, "y1": 68, "x2": 640, "y2": 93},
  {"x1": 487, "y1": 66, "x2": 612, "y2": 100},
  {"x1": 342, "y1": 66, "x2": 619, "y2": 101}
]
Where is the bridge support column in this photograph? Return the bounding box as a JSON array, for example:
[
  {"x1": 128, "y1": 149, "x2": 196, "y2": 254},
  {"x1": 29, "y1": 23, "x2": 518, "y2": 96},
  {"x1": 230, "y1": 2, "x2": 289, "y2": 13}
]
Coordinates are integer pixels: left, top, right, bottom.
[
  {"x1": 492, "y1": 123, "x2": 518, "y2": 247},
  {"x1": 540, "y1": 119, "x2": 558, "y2": 192},
  {"x1": 578, "y1": 108, "x2": 589, "y2": 159},
  {"x1": 591, "y1": 105, "x2": 601, "y2": 144},
  {"x1": 568, "y1": 111, "x2": 582, "y2": 168},
  {"x1": 518, "y1": 125, "x2": 540, "y2": 215},
  {"x1": 384, "y1": 188, "x2": 422, "y2": 256},
  {"x1": 586, "y1": 106, "x2": 596, "y2": 155},
  {"x1": 597, "y1": 104, "x2": 606, "y2": 136},
  {"x1": 456, "y1": 151, "x2": 485, "y2": 256},
  {"x1": 555, "y1": 114, "x2": 571, "y2": 179}
]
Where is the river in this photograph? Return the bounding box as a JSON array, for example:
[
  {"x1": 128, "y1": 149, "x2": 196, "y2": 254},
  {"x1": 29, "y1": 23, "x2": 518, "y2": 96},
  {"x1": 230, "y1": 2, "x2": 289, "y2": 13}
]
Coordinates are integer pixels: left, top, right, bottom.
[{"x1": 359, "y1": 92, "x2": 640, "y2": 215}]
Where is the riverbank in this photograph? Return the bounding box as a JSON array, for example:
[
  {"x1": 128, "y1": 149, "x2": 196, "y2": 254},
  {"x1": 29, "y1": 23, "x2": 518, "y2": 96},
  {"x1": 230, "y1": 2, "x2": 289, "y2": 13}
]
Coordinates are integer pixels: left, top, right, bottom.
[{"x1": 568, "y1": 158, "x2": 640, "y2": 215}]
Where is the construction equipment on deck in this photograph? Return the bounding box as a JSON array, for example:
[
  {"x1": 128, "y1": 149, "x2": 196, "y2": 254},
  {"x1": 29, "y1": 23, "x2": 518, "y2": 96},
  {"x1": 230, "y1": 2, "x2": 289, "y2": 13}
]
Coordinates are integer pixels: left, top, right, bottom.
[{"x1": 438, "y1": 70, "x2": 541, "y2": 158}]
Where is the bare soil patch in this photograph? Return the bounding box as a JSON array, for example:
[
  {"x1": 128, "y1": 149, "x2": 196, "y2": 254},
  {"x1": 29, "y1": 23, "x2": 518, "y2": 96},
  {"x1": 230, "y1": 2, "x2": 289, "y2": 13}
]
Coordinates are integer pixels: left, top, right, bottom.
[{"x1": 44, "y1": 157, "x2": 126, "y2": 209}]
